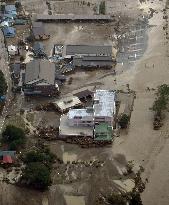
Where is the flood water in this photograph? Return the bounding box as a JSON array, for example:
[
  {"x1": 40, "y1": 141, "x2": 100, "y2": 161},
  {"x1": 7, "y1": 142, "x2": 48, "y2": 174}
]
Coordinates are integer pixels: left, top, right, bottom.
[{"x1": 64, "y1": 195, "x2": 85, "y2": 205}]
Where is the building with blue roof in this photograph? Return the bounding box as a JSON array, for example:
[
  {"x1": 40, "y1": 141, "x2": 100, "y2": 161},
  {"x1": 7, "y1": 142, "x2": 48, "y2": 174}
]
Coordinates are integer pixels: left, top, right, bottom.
[
  {"x1": 5, "y1": 5, "x2": 17, "y2": 17},
  {"x1": 2, "y1": 27, "x2": 16, "y2": 38}
]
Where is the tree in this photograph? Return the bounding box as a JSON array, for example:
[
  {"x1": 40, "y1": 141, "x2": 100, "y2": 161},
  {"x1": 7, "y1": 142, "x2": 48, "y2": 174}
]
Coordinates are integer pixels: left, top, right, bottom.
[
  {"x1": 22, "y1": 162, "x2": 51, "y2": 190},
  {"x1": 99, "y1": 1, "x2": 106, "y2": 15},
  {"x1": 119, "y1": 114, "x2": 129, "y2": 129},
  {"x1": 129, "y1": 191, "x2": 143, "y2": 205},
  {"x1": 0, "y1": 70, "x2": 7, "y2": 96},
  {"x1": 107, "y1": 193, "x2": 127, "y2": 205},
  {"x1": 2, "y1": 125, "x2": 25, "y2": 150},
  {"x1": 152, "y1": 95, "x2": 167, "y2": 116},
  {"x1": 156, "y1": 84, "x2": 169, "y2": 97}
]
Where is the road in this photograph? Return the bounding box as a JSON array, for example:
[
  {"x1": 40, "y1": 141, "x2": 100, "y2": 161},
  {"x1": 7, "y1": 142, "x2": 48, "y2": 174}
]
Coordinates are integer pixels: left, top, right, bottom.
[{"x1": 0, "y1": 31, "x2": 13, "y2": 133}]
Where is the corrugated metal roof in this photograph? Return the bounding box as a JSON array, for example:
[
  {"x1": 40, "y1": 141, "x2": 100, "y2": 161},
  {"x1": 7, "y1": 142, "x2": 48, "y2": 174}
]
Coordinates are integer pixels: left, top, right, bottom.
[
  {"x1": 93, "y1": 90, "x2": 116, "y2": 117},
  {"x1": 25, "y1": 60, "x2": 55, "y2": 85},
  {"x1": 66, "y1": 45, "x2": 112, "y2": 56},
  {"x1": 36, "y1": 14, "x2": 112, "y2": 21},
  {"x1": 5, "y1": 5, "x2": 16, "y2": 11}
]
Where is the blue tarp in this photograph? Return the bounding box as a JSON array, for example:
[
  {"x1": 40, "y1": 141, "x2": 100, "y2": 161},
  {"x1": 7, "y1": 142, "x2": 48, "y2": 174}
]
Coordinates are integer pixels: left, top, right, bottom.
[{"x1": 2, "y1": 27, "x2": 16, "y2": 37}]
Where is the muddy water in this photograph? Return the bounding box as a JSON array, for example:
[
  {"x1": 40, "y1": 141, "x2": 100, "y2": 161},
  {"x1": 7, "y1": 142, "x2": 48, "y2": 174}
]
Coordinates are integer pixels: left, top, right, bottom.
[{"x1": 64, "y1": 196, "x2": 85, "y2": 205}]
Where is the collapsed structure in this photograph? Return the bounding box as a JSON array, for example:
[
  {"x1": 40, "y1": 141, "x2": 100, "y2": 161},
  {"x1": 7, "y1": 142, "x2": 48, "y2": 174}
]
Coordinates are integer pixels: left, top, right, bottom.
[{"x1": 59, "y1": 90, "x2": 116, "y2": 142}]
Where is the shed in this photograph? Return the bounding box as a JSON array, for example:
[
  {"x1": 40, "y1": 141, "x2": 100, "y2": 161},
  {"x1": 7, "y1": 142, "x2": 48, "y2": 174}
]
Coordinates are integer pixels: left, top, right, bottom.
[{"x1": 5, "y1": 5, "x2": 17, "y2": 17}]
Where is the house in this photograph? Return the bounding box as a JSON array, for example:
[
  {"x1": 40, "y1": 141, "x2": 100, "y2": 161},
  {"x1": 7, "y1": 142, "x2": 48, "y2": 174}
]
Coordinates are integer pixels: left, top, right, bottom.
[
  {"x1": 23, "y1": 59, "x2": 59, "y2": 96},
  {"x1": 33, "y1": 42, "x2": 46, "y2": 58},
  {"x1": 8, "y1": 45, "x2": 18, "y2": 55},
  {"x1": 32, "y1": 22, "x2": 50, "y2": 40},
  {"x1": 5, "y1": 5, "x2": 17, "y2": 17},
  {"x1": 2, "y1": 27, "x2": 16, "y2": 38},
  {"x1": 59, "y1": 90, "x2": 116, "y2": 140},
  {"x1": 0, "y1": 151, "x2": 16, "y2": 164},
  {"x1": 52, "y1": 95, "x2": 82, "y2": 113},
  {"x1": 0, "y1": 21, "x2": 9, "y2": 27}
]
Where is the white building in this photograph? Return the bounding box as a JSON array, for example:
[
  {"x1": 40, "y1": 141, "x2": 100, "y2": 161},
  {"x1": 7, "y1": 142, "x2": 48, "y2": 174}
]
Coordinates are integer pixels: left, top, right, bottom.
[
  {"x1": 8, "y1": 45, "x2": 18, "y2": 56},
  {"x1": 93, "y1": 90, "x2": 116, "y2": 125},
  {"x1": 68, "y1": 108, "x2": 94, "y2": 127}
]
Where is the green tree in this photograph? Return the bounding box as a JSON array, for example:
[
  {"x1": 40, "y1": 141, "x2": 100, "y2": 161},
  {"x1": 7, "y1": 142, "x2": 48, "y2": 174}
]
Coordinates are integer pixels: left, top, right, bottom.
[
  {"x1": 107, "y1": 193, "x2": 127, "y2": 205},
  {"x1": 152, "y1": 95, "x2": 167, "y2": 116},
  {"x1": 0, "y1": 70, "x2": 7, "y2": 96},
  {"x1": 129, "y1": 191, "x2": 143, "y2": 205},
  {"x1": 99, "y1": 1, "x2": 106, "y2": 15},
  {"x1": 22, "y1": 162, "x2": 51, "y2": 190},
  {"x1": 119, "y1": 114, "x2": 130, "y2": 129},
  {"x1": 2, "y1": 125, "x2": 25, "y2": 150},
  {"x1": 156, "y1": 84, "x2": 169, "y2": 97}
]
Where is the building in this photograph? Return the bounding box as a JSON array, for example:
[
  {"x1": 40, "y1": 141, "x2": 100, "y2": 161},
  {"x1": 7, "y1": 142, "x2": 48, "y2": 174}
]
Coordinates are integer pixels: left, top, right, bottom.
[
  {"x1": 0, "y1": 151, "x2": 16, "y2": 164},
  {"x1": 2, "y1": 27, "x2": 16, "y2": 37},
  {"x1": 59, "y1": 90, "x2": 116, "y2": 140},
  {"x1": 94, "y1": 123, "x2": 112, "y2": 141},
  {"x1": 52, "y1": 95, "x2": 82, "y2": 113},
  {"x1": 64, "y1": 45, "x2": 112, "y2": 58},
  {"x1": 35, "y1": 14, "x2": 112, "y2": 22},
  {"x1": 23, "y1": 59, "x2": 59, "y2": 96},
  {"x1": 11, "y1": 63, "x2": 21, "y2": 79},
  {"x1": 32, "y1": 22, "x2": 50, "y2": 40},
  {"x1": 33, "y1": 42, "x2": 46, "y2": 58},
  {"x1": 68, "y1": 108, "x2": 94, "y2": 127},
  {"x1": 8, "y1": 45, "x2": 18, "y2": 55},
  {"x1": 0, "y1": 21, "x2": 9, "y2": 27},
  {"x1": 59, "y1": 114, "x2": 93, "y2": 138},
  {"x1": 73, "y1": 56, "x2": 113, "y2": 69},
  {"x1": 93, "y1": 90, "x2": 116, "y2": 125},
  {"x1": 5, "y1": 5, "x2": 17, "y2": 17},
  {"x1": 62, "y1": 45, "x2": 113, "y2": 69}
]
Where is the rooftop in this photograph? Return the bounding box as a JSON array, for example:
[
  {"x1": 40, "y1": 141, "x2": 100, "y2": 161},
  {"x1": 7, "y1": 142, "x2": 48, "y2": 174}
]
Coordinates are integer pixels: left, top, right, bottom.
[
  {"x1": 65, "y1": 45, "x2": 112, "y2": 57},
  {"x1": 25, "y1": 60, "x2": 55, "y2": 85},
  {"x1": 36, "y1": 14, "x2": 112, "y2": 21},
  {"x1": 53, "y1": 96, "x2": 82, "y2": 112},
  {"x1": 5, "y1": 5, "x2": 16, "y2": 11},
  {"x1": 94, "y1": 123, "x2": 112, "y2": 141},
  {"x1": 93, "y1": 90, "x2": 116, "y2": 117},
  {"x1": 59, "y1": 114, "x2": 93, "y2": 137},
  {"x1": 68, "y1": 108, "x2": 93, "y2": 119}
]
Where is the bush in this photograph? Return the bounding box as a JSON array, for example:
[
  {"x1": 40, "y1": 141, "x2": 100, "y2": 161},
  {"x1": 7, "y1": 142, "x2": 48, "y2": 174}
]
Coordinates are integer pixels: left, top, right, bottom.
[
  {"x1": 107, "y1": 193, "x2": 127, "y2": 205},
  {"x1": 22, "y1": 162, "x2": 51, "y2": 190},
  {"x1": 119, "y1": 114, "x2": 129, "y2": 129},
  {"x1": 0, "y1": 70, "x2": 8, "y2": 96},
  {"x1": 99, "y1": 1, "x2": 106, "y2": 15},
  {"x1": 2, "y1": 125, "x2": 25, "y2": 150}
]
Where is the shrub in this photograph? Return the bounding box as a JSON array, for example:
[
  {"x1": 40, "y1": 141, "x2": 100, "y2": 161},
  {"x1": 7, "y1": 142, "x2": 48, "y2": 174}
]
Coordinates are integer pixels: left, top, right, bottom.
[{"x1": 119, "y1": 114, "x2": 129, "y2": 129}]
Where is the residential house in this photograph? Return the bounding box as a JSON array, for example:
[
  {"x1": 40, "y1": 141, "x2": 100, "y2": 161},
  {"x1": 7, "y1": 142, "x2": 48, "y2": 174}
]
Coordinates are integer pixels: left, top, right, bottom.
[
  {"x1": 5, "y1": 5, "x2": 17, "y2": 18},
  {"x1": 23, "y1": 59, "x2": 59, "y2": 96},
  {"x1": 8, "y1": 45, "x2": 18, "y2": 55},
  {"x1": 2, "y1": 27, "x2": 16, "y2": 38},
  {"x1": 32, "y1": 22, "x2": 50, "y2": 40},
  {"x1": 0, "y1": 151, "x2": 16, "y2": 164}
]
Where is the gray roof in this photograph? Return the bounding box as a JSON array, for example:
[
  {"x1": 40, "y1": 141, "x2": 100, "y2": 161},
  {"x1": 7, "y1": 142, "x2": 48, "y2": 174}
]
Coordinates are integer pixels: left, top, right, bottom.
[
  {"x1": 32, "y1": 22, "x2": 49, "y2": 36},
  {"x1": 65, "y1": 45, "x2": 112, "y2": 56},
  {"x1": 36, "y1": 14, "x2": 112, "y2": 21},
  {"x1": 25, "y1": 60, "x2": 55, "y2": 85}
]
